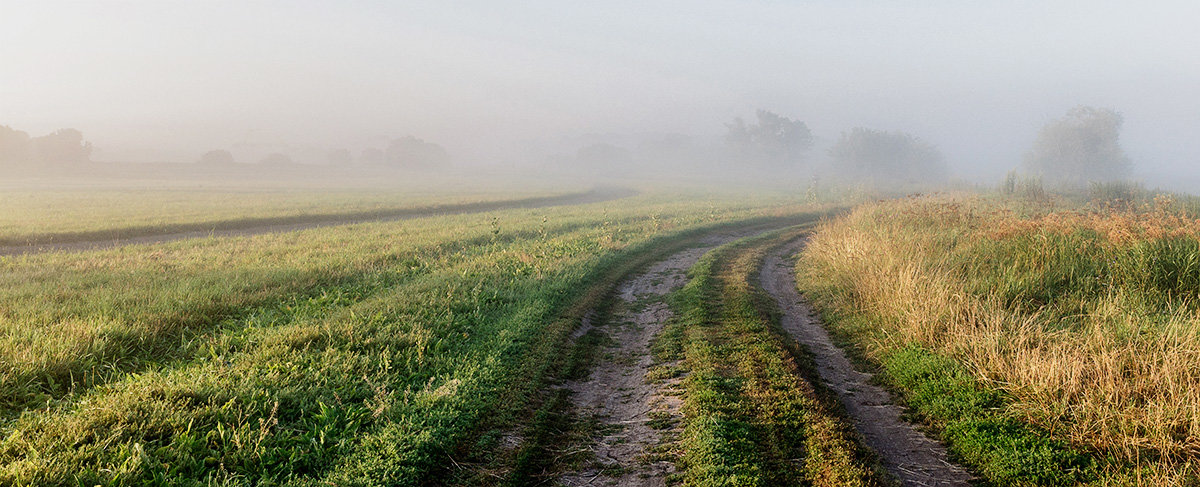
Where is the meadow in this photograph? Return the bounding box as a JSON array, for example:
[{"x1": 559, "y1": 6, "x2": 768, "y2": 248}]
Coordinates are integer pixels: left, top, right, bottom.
[
  {"x1": 798, "y1": 192, "x2": 1200, "y2": 485},
  {"x1": 0, "y1": 186, "x2": 825, "y2": 486},
  {"x1": 0, "y1": 182, "x2": 577, "y2": 247},
  {"x1": 9, "y1": 180, "x2": 1200, "y2": 486}
]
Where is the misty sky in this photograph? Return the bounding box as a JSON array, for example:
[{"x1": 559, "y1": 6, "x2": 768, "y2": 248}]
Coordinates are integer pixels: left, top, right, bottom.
[{"x1": 3, "y1": 1, "x2": 1199, "y2": 185}]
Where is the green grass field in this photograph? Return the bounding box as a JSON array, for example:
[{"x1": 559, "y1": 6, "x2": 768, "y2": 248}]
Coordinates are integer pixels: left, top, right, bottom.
[
  {"x1": 0, "y1": 186, "x2": 830, "y2": 485},
  {"x1": 0, "y1": 185, "x2": 584, "y2": 246},
  {"x1": 6, "y1": 183, "x2": 1200, "y2": 486}
]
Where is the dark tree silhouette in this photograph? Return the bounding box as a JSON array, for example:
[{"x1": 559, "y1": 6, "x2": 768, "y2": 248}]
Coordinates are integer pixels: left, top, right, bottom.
[
  {"x1": 385, "y1": 136, "x2": 450, "y2": 168},
  {"x1": 725, "y1": 110, "x2": 813, "y2": 165},
  {"x1": 1024, "y1": 106, "x2": 1131, "y2": 187},
  {"x1": 0, "y1": 125, "x2": 32, "y2": 165},
  {"x1": 32, "y1": 129, "x2": 92, "y2": 164},
  {"x1": 829, "y1": 128, "x2": 947, "y2": 185}
]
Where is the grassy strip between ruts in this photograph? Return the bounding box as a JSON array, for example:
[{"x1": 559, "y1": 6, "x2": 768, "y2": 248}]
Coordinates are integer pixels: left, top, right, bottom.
[{"x1": 651, "y1": 225, "x2": 885, "y2": 487}]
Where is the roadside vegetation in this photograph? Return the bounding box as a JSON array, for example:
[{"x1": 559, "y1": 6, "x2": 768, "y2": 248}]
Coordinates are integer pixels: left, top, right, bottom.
[
  {"x1": 0, "y1": 189, "x2": 825, "y2": 486},
  {"x1": 798, "y1": 191, "x2": 1200, "y2": 484},
  {"x1": 653, "y1": 227, "x2": 884, "y2": 486}
]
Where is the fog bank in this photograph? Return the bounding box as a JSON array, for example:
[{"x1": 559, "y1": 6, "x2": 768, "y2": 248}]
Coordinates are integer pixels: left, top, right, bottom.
[{"x1": 3, "y1": 2, "x2": 1198, "y2": 189}]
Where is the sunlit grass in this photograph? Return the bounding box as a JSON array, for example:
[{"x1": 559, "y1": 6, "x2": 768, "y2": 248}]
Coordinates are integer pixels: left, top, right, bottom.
[
  {"x1": 0, "y1": 189, "x2": 823, "y2": 486},
  {"x1": 799, "y1": 193, "x2": 1200, "y2": 484},
  {"x1": 0, "y1": 186, "x2": 568, "y2": 245}
]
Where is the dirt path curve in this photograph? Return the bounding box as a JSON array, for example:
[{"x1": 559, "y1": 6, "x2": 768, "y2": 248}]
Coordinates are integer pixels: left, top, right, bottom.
[
  {"x1": 761, "y1": 237, "x2": 973, "y2": 487},
  {"x1": 559, "y1": 229, "x2": 756, "y2": 487},
  {"x1": 0, "y1": 187, "x2": 636, "y2": 257}
]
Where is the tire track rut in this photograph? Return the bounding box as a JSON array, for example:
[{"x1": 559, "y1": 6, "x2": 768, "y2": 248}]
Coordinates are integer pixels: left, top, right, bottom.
[
  {"x1": 761, "y1": 237, "x2": 973, "y2": 487},
  {"x1": 559, "y1": 229, "x2": 756, "y2": 487}
]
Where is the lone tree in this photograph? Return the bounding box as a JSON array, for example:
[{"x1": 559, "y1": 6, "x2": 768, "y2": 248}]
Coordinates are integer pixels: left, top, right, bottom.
[
  {"x1": 725, "y1": 109, "x2": 813, "y2": 165},
  {"x1": 31, "y1": 129, "x2": 92, "y2": 164},
  {"x1": 1024, "y1": 106, "x2": 1131, "y2": 187},
  {"x1": 385, "y1": 136, "x2": 449, "y2": 168},
  {"x1": 0, "y1": 126, "x2": 32, "y2": 165},
  {"x1": 828, "y1": 128, "x2": 947, "y2": 186},
  {"x1": 0, "y1": 126, "x2": 93, "y2": 167}
]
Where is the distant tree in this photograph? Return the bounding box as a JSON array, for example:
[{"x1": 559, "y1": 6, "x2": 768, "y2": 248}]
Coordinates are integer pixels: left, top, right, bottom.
[
  {"x1": 576, "y1": 143, "x2": 632, "y2": 167},
  {"x1": 725, "y1": 110, "x2": 814, "y2": 165},
  {"x1": 198, "y1": 149, "x2": 235, "y2": 165},
  {"x1": 360, "y1": 147, "x2": 384, "y2": 165},
  {"x1": 0, "y1": 125, "x2": 32, "y2": 165},
  {"x1": 828, "y1": 128, "x2": 947, "y2": 185},
  {"x1": 327, "y1": 148, "x2": 353, "y2": 166},
  {"x1": 385, "y1": 136, "x2": 450, "y2": 168},
  {"x1": 259, "y1": 152, "x2": 294, "y2": 166},
  {"x1": 31, "y1": 128, "x2": 91, "y2": 164},
  {"x1": 1024, "y1": 106, "x2": 1131, "y2": 187}
]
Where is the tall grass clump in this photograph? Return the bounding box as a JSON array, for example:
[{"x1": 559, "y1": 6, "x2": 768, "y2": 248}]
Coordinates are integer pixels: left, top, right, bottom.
[
  {"x1": 1087, "y1": 180, "x2": 1148, "y2": 210},
  {"x1": 799, "y1": 194, "x2": 1200, "y2": 484},
  {"x1": 1000, "y1": 171, "x2": 1047, "y2": 202}
]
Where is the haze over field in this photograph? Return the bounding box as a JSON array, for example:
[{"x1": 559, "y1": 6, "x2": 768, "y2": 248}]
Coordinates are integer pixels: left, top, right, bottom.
[{"x1": 3, "y1": 1, "x2": 1199, "y2": 188}]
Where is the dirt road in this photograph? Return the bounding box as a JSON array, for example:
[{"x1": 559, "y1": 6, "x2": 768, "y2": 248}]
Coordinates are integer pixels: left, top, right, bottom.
[
  {"x1": 559, "y1": 229, "x2": 757, "y2": 487},
  {"x1": 0, "y1": 187, "x2": 636, "y2": 257},
  {"x1": 761, "y1": 237, "x2": 973, "y2": 486}
]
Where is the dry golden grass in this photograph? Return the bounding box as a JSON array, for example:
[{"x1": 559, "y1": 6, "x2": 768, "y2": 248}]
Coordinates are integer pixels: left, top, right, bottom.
[{"x1": 800, "y1": 194, "x2": 1200, "y2": 483}]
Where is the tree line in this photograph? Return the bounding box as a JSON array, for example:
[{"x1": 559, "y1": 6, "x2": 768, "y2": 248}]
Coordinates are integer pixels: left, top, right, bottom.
[
  {"x1": 0, "y1": 126, "x2": 92, "y2": 166},
  {"x1": 712, "y1": 105, "x2": 1130, "y2": 188},
  {"x1": 4, "y1": 106, "x2": 1131, "y2": 186},
  {"x1": 199, "y1": 136, "x2": 450, "y2": 168}
]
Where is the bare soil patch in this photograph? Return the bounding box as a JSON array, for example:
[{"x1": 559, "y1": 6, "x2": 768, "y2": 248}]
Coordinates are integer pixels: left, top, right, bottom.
[{"x1": 559, "y1": 230, "x2": 753, "y2": 487}]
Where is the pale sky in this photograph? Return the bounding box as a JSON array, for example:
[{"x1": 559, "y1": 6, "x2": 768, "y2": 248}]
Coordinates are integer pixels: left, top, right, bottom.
[{"x1": 3, "y1": 1, "x2": 1199, "y2": 185}]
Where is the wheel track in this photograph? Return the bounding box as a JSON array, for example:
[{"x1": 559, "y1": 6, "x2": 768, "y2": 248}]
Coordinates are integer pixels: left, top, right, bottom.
[
  {"x1": 558, "y1": 228, "x2": 764, "y2": 487},
  {"x1": 760, "y1": 237, "x2": 973, "y2": 487}
]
